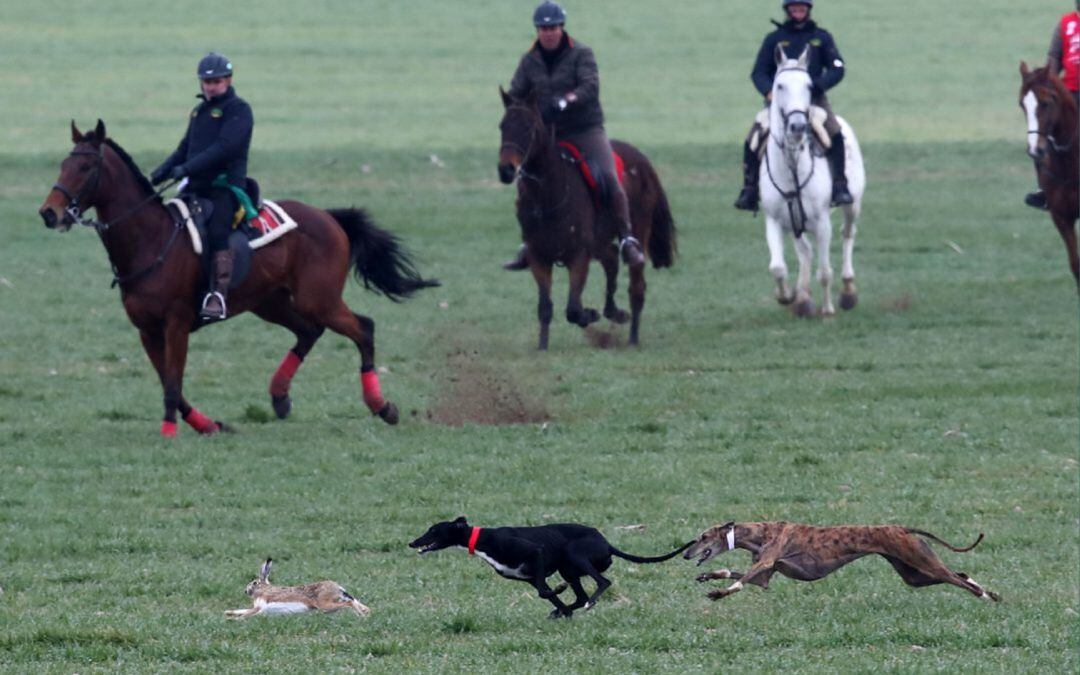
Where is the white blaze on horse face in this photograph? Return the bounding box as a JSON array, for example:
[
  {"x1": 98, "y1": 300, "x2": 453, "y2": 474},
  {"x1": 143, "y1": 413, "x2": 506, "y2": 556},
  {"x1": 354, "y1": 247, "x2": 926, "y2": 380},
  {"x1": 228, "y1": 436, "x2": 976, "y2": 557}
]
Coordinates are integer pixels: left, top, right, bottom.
[{"x1": 1023, "y1": 90, "x2": 1040, "y2": 156}]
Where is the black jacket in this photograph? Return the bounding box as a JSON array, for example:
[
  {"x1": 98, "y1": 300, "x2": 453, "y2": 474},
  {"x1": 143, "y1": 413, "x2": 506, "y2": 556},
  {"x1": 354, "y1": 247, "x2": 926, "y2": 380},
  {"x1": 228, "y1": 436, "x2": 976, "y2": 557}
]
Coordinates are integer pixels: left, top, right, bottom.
[
  {"x1": 157, "y1": 86, "x2": 253, "y2": 191},
  {"x1": 509, "y1": 34, "x2": 604, "y2": 135},
  {"x1": 750, "y1": 19, "x2": 845, "y2": 98}
]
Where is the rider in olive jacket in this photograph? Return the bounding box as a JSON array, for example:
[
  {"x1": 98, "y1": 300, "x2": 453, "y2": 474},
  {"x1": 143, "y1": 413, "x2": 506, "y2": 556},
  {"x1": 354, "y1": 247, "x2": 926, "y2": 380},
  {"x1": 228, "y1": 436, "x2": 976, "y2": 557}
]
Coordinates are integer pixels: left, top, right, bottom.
[
  {"x1": 735, "y1": 0, "x2": 854, "y2": 211},
  {"x1": 151, "y1": 52, "x2": 253, "y2": 321},
  {"x1": 502, "y1": 1, "x2": 646, "y2": 271}
]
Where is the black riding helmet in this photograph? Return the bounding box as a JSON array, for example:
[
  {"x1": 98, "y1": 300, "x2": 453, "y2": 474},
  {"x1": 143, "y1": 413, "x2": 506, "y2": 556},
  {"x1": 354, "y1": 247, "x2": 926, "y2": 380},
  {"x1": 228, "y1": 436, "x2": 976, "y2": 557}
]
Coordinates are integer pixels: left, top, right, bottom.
[
  {"x1": 197, "y1": 52, "x2": 233, "y2": 80},
  {"x1": 782, "y1": 0, "x2": 813, "y2": 7},
  {"x1": 533, "y1": 1, "x2": 567, "y2": 27}
]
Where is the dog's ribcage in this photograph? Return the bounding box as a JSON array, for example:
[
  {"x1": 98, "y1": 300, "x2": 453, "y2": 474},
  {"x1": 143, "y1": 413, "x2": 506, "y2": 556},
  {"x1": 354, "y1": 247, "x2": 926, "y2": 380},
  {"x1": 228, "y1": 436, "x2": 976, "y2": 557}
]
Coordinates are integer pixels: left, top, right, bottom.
[{"x1": 474, "y1": 551, "x2": 530, "y2": 579}]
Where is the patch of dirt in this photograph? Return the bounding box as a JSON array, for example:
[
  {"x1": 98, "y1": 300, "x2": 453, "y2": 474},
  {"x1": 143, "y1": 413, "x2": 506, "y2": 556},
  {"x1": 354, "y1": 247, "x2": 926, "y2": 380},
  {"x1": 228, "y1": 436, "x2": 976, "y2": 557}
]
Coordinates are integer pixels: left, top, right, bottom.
[
  {"x1": 427, "y1": 348, "x2": 549, "y2": 426},
  {"x1": 885, "y1": 292, "x2": 913, "y2": 312},
  {"x1": 584, "y1": 325, "x2": 626, "y2": 349}
]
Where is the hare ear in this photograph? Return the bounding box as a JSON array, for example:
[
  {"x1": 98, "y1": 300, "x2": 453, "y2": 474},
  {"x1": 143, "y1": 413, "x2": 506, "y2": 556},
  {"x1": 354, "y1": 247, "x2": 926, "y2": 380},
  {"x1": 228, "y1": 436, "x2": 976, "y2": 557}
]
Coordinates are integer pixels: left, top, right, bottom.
[{"x1": 260, "y1": 558, "x2": 272, "y2": 582}]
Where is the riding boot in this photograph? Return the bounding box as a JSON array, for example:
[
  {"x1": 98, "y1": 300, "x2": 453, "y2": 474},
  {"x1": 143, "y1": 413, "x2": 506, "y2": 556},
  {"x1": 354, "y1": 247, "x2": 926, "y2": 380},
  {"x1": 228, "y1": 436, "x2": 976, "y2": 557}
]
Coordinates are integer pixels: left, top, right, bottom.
[
  {"x1": 827, "y1": 133, "x2": 854, "y2": 206},
  {"x1": 609, "y1": 190, "x2": 645, "y2": 267},
  {"x1": 502, "y1": 243, "x2": 529, "y2": 271},
  {"x1": 200, "y1": 249, "x2": 234, "y2": 321},
  {"x1": 734, "y1": 140, "x2": 760, "y2": 212},
  {"x1": 1024, "y1": 189, "x2": 1049, "y2": 210}
]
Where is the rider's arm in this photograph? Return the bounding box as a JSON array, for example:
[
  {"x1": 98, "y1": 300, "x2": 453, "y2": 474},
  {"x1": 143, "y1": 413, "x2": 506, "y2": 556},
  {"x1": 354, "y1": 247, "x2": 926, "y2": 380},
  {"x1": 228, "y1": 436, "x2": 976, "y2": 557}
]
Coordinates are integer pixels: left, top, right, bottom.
[
  {"x1": 1048, "y1": 22, "x2": 1064, "y2": 73},
  {"x1": 569, "y1": 46, "x2": 600, "y2": 106},
  {"x1": 154, "y1": 120, "x2": 192, "y2": 176},
  {"x1": 182, "y1": 101, "x2": 253, "y2": 177},
  {"x1": 750, "y1": 36, "x2": 777, "y2": 98},
  {"x1": 814, "y1": 31, "x2": 845, "y2": 93}
]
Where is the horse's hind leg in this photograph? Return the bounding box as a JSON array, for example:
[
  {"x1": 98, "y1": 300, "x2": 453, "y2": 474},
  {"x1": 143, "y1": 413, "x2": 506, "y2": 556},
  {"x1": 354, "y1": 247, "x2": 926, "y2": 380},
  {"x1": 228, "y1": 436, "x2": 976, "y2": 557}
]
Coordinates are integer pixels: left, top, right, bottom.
[
  {"x1": 839, "y1": 202, "x2": 860, "y2": 310},
  {"x1": 565, "y1": 252, "x2": 600, "y2": 329},
  {"x1": 765, "y1": 215, "x2": 794, "y2": 305},
  {"x1": 1051, "y1": 213, "x2": 1080, "y2": 287},
  {"x1": 320, "y1": 302, "x2": 398, "y2": 425},
  {"x1": 627, "y1": 260, "x2": 647, "y2": 345},
  {"x1": 252, "y1": 292, "x2": 326, "y2": 419},
  {"x1": 530, "y1": 261, "x2": 554, "y2": 350},
  {"x1": 599, "y1": 246, "x2": 629, "y2": 324}
]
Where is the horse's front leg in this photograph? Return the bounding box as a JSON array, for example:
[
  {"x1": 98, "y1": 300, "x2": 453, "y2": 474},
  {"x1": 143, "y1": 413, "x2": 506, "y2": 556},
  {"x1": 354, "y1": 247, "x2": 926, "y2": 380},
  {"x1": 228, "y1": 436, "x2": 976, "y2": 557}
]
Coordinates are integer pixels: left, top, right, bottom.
[
  {"x1": 564, "y1": 252, "x2": 600, "y2": 328},
  {"x1": 1051, "y1": 211, "x2": 1080, "y2": 287},
  {"x1": 839, "y1": 202, "x2": 860, "y2": 310},
  {"x1": 138, "y1": 327, "x2": 215, "y2": 437},
  {"x1": 815, "y1": 214, "x2": 835, "y2": 316},
  {"x1": 765, "y1": 215, "x2": 794, "y2": 305},
  {"x1": 791, "y1": 231, "x2": 815, "y2": 317},
  {"x1": 528, "y1": 260, "x2": 554, "y2": 350}
]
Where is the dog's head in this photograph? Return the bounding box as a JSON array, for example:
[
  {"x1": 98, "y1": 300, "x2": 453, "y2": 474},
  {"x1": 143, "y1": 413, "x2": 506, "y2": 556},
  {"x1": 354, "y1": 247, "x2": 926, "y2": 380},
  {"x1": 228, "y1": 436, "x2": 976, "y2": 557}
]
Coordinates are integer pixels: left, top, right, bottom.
[
  {"x1": 683, "y1": 522, "x2": 735, "y2": 566},
  {"x1": 409, "y1": 516, "x2": 471, "y2": 555}
]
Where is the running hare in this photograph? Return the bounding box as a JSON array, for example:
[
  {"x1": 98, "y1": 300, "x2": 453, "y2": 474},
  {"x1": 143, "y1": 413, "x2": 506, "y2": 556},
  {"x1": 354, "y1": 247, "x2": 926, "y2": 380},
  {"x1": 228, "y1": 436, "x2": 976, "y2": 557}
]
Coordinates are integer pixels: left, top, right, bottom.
[{"x1": 225, "y1": 558, "x2": 370, "y2": 619}]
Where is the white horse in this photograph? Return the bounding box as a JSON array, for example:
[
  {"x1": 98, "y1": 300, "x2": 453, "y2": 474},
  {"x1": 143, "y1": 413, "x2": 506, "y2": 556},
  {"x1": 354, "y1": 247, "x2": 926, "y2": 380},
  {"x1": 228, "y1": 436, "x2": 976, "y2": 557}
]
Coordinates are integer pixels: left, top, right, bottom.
[{"x1": 760, "y1": 46, "x2": 865, "y2": 316}]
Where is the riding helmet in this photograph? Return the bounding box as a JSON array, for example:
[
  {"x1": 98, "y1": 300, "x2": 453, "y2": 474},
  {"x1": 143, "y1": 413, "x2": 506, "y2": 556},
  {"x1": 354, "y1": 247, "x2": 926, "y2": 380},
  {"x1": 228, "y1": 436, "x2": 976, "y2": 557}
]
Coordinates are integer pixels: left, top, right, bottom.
[
  {"x1": 196, "y1": 52, "x2": 233, "y2": 80},
  {"x1": 782, "y1": 0, "x2": 813, "y2": 8},
  {"x1": 533, "y1": 1, "x2": 567, "y2": 27}
]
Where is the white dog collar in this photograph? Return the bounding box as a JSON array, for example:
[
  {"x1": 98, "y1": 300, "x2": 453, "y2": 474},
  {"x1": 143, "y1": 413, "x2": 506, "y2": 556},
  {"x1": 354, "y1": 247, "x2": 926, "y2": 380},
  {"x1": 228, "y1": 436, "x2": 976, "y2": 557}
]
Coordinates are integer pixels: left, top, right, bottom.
[{"x1": 726, "y1": 528, "x2": 736, "y2": 551}]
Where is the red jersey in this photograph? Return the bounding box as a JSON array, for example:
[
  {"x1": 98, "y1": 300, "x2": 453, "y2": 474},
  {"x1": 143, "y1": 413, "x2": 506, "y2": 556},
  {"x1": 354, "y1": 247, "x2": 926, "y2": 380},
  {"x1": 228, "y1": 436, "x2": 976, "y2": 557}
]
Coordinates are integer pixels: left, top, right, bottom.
[{"x1": 1061, "y1": 12, "x2": 1080, "y2": 91}]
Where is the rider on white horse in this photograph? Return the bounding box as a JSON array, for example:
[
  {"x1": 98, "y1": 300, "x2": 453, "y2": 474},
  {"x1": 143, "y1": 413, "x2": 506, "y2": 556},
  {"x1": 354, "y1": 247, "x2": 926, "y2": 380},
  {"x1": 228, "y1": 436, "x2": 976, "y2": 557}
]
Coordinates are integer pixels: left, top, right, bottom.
[{"x1": 735, "y1": 0, "x2": 854, "y2": 212}]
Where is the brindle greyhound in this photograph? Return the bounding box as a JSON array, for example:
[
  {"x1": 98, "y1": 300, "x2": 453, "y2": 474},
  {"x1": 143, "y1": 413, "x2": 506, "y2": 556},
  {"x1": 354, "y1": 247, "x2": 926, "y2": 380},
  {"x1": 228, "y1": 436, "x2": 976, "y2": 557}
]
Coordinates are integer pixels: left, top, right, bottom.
[{"x1": 684, "y1": 521, "x2": 999, "y2": 602}]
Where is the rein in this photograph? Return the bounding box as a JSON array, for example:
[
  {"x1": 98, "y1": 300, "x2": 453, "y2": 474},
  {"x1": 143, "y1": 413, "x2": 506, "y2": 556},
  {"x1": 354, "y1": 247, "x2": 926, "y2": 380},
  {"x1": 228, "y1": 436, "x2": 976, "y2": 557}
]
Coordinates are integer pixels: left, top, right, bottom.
[
  {"x1": 764, "y1": 106, "x2": 815, "y2": 238},
  {"x1": 503, "y1": 105, "x2": 573, "y2": 224}
]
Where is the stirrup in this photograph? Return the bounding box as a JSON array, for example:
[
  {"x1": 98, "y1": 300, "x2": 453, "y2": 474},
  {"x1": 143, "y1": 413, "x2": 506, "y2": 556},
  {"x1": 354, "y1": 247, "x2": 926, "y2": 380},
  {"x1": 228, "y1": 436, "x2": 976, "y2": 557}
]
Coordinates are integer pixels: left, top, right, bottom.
[
  {"x1": 200, "y1": 291, "x2": 227, "y2": 320},
  {"x1": 831, "y1": 188, "x2": 854, "y2": 206},
  {"x1": 619, "y1": 236, "x2": 645, "y2": 266},
  {"x1": 734, "y1": 188, "x2": 759, "y2": 213}
]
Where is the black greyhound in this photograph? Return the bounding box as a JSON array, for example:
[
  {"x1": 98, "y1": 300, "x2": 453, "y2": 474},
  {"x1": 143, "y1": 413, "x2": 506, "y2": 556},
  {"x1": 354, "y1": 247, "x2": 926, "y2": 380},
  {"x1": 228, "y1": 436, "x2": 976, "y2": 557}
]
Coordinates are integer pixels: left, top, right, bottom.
[{"x1": 410, "y1": 516, "x2": 692, "y2": 618}]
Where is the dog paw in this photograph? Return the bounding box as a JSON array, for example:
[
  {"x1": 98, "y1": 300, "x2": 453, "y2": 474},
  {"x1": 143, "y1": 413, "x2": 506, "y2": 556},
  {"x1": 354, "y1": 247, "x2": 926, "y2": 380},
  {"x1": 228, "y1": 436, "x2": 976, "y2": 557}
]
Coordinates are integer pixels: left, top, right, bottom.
[{"x1": 548, "y1": 608, "x2": 572, "y2": 620}]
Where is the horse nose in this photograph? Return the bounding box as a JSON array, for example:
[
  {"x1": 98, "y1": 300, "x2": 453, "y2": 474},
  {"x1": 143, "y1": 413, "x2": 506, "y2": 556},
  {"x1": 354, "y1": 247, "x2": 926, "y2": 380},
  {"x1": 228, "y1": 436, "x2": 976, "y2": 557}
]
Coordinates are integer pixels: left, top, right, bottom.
[
  {"x1": 790, "y1": 121, "x2": 807, "y2": 135},
  {"x1": 40, "y1": 206, "x2": 57, "y2": 229},
  {"x1": 498, "y1": 164, "x2": 516, "y2": 184}
]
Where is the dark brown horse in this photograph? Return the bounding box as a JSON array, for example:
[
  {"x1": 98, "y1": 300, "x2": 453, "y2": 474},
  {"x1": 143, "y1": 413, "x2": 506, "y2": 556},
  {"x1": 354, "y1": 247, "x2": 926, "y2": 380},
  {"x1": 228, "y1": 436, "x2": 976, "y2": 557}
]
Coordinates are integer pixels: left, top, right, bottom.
[
  {"x1": 497, "y1": 90, "x2": 676, "y2": 349},
  {"x1": 39, "y1": 120, "x2": 438, "y2": 436},
  {"x1": 1019, "y1": 62, "x2": 1079, "y2": 286}
]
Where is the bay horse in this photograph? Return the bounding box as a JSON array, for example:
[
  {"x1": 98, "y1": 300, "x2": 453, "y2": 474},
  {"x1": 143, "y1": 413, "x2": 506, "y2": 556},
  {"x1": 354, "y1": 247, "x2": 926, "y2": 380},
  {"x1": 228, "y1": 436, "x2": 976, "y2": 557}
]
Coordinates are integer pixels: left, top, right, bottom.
[
  {"x1": 1019, "y1": 61, "x2": 1079, "y2": 287},
  {"x1": 761, "y1": 46, "x2": 865, "y2": 317},
  {"x1": 497, "y1": 89, "x2": 676, "y2": 349},
  {"x1": 38, "y1": 120, "x2": 438, "y2": 437}
]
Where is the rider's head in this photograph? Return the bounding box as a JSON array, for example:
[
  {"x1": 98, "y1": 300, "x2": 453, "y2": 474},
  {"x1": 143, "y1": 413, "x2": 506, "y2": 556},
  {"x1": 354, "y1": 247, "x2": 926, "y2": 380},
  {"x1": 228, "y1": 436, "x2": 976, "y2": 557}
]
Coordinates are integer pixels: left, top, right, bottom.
[
  {"x1": 782, "y1": 0, "x2": 812, "y2": 24},
  {"x1": 197, "y1": 52, "x2": 233, "y2": 98},
  {"x1": 533, "y1": 1, "x2": 566, "y2": 51}
]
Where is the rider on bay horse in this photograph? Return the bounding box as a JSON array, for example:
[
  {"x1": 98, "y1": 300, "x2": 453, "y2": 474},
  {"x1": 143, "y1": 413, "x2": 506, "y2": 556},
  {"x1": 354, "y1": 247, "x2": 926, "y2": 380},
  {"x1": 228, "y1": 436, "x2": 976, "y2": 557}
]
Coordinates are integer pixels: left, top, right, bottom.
[
  {"x1": 151, "y1": 52, "x2": 254, "y2": 321},
  {"x1": 734, "y1": 0, "x2": 854, "y2": 212},
  {"x1": 502, "y1": 1, "x2": 647, "y2": 271},
  {"x1": 1025, "y1": 0, "x2": 1080, "y2": 210}
]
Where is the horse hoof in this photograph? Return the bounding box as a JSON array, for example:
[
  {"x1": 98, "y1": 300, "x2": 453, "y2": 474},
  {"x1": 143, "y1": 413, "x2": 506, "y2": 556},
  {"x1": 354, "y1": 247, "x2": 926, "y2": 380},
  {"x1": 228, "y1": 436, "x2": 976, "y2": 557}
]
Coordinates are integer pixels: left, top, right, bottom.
[
  {"x1": 271, "y1": 395, "x2": 292, "y2": 419},
  {"x1": 212, "y1": 421, "x2": 234, "y2": 434},
  {"x1": 793, "y1": 299, "x2": 815, "y2": 317},
  {"x1": 777, "y1": 294, "x2": 795, "y2": 306},
  {"x1": 840, "y1": 292, "x2": 858, "y2": 311},
  {"x1": 604, "y1": 308, "x2": 630, "y2": 324},
  {"x1": 377, "y1": 402, "x2": 399, "y2": 425}
]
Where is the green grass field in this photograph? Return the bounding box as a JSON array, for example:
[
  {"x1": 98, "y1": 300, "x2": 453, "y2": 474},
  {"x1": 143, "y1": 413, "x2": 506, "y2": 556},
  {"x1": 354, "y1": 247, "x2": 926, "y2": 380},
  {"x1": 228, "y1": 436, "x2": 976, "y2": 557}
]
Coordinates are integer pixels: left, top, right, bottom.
[{"x1": 1, "y1": 1, "x2": 1078, "y2": 671}]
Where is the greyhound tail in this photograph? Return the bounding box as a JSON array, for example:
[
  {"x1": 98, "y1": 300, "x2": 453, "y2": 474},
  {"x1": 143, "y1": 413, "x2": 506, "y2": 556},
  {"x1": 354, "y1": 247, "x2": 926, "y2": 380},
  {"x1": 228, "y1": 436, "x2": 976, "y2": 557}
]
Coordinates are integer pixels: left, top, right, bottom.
[
  {"x1": 907, "y1": 529, "x2": 985, "y2": 552},
  {"x1": 610, "y1": 540, "x2": 694, "y2": 564}
]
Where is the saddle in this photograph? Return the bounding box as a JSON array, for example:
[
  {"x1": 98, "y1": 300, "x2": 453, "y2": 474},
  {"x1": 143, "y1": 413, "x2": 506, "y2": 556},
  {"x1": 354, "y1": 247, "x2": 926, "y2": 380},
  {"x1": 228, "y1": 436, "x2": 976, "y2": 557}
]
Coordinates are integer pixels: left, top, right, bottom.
[
  {"x1": 749, "y1": 105, "x2": 833, "y2": 157},
  {"x1": 165, "y1": 177, "x2": 299, "y2": 290},
  {"x1": 557, "y1": 141, "x2": 626, "y2": 207}
]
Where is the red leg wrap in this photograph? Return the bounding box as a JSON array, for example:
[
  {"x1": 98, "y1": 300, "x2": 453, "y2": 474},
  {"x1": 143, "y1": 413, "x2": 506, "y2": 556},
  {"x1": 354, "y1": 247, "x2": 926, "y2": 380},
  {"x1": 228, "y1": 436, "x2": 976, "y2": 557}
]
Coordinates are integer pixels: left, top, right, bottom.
[
  {"x1": 161, "y1": 420, "x2": 178, "y2": 438},
  {"x1": 183, "y1": 408, "x2": 217, "y2": 434},
  {"x1": 270, "y1": 351, "x2": 303, "y2": 397},
  {"x1": 361, "y1": 370, "x2": 386, "y2": 413}
]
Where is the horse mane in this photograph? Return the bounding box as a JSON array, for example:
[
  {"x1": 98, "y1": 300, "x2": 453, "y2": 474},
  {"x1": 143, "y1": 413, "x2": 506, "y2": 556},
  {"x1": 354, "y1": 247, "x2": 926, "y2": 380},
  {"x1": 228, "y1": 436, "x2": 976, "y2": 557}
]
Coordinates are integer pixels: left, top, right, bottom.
[{"x1": 82, "y1": 131, "x2": 161, "y2": 203}]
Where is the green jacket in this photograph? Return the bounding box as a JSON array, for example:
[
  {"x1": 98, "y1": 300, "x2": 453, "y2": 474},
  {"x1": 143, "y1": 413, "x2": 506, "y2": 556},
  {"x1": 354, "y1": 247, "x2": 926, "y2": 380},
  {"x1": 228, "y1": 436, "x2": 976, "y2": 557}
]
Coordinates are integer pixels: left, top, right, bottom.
[{"x1": 508, "y1": 34, "x2": 604, "y2": 135}]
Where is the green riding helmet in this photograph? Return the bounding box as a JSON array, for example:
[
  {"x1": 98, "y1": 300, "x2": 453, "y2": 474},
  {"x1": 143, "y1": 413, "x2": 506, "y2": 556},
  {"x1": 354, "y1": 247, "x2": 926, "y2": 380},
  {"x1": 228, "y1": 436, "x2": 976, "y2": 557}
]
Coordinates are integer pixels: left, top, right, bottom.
[
  {"x1": 533, "y1": 1, "x2": 567, "y2": 27},
  {"x1": 197, "y1": 52, "x2": 233, "y2": 80}
]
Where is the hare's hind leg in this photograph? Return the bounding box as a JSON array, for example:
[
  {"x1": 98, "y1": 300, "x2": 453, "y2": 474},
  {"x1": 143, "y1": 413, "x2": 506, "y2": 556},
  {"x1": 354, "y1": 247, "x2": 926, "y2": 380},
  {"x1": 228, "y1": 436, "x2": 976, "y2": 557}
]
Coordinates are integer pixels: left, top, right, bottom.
[{"x1": 225, "y1": 606, "x2": 262, "y2": 619}]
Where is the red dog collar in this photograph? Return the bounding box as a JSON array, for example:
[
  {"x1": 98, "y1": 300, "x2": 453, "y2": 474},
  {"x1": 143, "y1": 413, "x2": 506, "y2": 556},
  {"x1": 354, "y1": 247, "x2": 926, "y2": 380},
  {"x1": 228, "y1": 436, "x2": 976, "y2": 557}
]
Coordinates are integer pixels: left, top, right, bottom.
[{"x1": 468, "y1": 527, "x2": 481, "y2": 555}]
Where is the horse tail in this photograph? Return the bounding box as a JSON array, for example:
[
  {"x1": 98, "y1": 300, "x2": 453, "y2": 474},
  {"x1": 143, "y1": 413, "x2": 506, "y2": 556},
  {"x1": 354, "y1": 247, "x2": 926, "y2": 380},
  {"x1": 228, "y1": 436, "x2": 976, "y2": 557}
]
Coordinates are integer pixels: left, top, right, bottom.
[
  {"x1": 326, "y1": 207, "x2": 440, "y2": 302},
  {"x1": 906, "y1": 528, "x2": 985, "y2": 553},
  {"x1": 645, "y1": 169, "x2": 677, "y2": 269}
]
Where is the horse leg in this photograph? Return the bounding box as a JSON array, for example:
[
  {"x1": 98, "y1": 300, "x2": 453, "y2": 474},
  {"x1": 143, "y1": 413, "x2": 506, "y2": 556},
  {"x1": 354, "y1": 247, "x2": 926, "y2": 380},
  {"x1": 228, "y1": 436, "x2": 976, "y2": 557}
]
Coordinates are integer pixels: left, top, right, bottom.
[
  {"x1": 252, "y1": 292, "x2": 326, "y2": 419},
  {"x1": 1051, "y1": 212, "x2": 1080, "y2": 287},
  {"x1": 143, "y1": 318, "x2": 221, "y2": 437},
  {"x1": 319, "y1": 302, "x2": 398, "y2": 425},
  {"x1": 792, "y1": 232, "x2": 816, "y2": 318},
  {"x1": 815, "y1": 215, "x2": 835, "y2": 317},
  {"x1": 599, "y1": 245, "x2": 629, "y2": 324},
  {"x1": 765, "y1": 215, "x2": 794, "y2": 305},
  {"x1": 565, "y1": 252, "x2": 600, "y2": 328},
  {"x1": 529, "y1": 261, "x2": 554, "y2": 350},
  {"x1": 627, "y1": 256, "x2": 647, "y2": 345},
  {"x1": 839, "y1": 201, "x2": 860, "y2": 310}
]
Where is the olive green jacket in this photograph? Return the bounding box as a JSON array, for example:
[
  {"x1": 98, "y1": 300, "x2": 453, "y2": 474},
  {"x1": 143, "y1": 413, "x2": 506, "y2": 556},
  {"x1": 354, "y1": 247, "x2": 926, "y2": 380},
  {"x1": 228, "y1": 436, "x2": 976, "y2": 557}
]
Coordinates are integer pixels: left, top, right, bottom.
[{"x1": 508, "y1": 35, "x2": 604, "y2": 135}]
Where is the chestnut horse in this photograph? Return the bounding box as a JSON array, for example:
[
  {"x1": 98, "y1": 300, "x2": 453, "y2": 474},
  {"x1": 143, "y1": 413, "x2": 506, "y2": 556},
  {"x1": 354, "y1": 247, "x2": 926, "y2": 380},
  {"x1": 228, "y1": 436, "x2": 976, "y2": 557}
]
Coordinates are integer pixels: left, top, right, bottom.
[
  {"x1": 39, "y1": 120, "x2": 438, "y2": 437},
  {"x1": 1019, "y1": 62, "x2": 1079, "y2": 286},
  {"x1": 497, "y1": 90, "x2": 676, "y2": 349}
]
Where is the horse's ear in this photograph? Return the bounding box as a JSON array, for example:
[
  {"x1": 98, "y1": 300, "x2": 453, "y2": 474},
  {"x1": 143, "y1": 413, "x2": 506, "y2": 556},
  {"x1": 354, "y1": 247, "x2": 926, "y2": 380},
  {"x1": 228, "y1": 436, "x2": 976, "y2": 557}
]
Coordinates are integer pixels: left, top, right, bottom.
[
  {"x1": 92, "y1": 119, "x2": 106, "y2": 146},
  {"x1": 499, "y1": 86, "x2": 512, "y2": 108},
  {"x1": 797, "y1": 45, "x2": 810, "y2": 70},
  {"x1": 71, "y1": 120, "x2": 83, "y2": 143},
  {"x1": 774, "y1": 43, "x2": 787, "y2": 66},
  {"x1": 1020, "y1": 60, "x2": 1030, "y2": 78}
]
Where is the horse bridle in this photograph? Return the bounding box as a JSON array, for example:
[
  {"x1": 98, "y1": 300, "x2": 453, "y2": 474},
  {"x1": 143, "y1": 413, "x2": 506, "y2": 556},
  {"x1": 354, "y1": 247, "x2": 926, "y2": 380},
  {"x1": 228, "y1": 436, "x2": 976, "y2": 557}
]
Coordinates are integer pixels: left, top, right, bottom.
[
  {"x1": 1025, "y1": 86, "x2": 1078, "y2": 186},
  {"x1": 50, "y1": 147, "x2": 104, "y2": 227},
  {"x1": 501, "y1": 104, "x2": 547, "y2": 181},
  {"x1": 765, "y1": 87, "x2": 817, "y2": 238}
]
